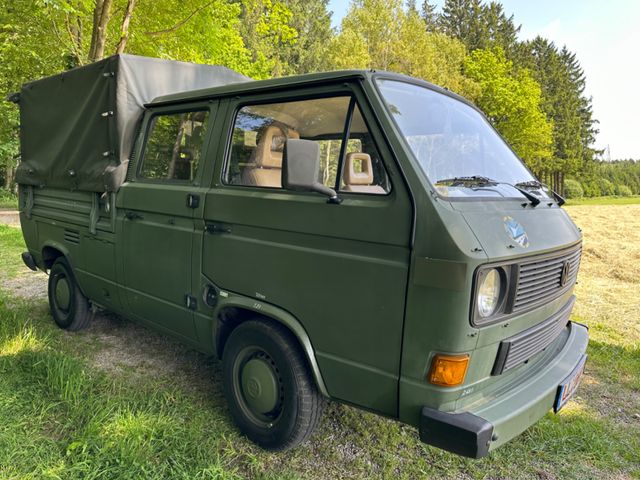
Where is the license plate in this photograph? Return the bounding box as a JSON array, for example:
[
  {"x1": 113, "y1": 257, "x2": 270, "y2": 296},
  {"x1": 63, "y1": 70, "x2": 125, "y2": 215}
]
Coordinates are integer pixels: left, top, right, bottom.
[{"x1": 554, "y1": 354, "x2": 587, "y2": 413}]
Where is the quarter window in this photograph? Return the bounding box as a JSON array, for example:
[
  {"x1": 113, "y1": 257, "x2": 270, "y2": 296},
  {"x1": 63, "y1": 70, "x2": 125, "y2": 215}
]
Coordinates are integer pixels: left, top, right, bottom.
[{"x1": 140, "y1": 110, "x2": 209, "y2": 181}]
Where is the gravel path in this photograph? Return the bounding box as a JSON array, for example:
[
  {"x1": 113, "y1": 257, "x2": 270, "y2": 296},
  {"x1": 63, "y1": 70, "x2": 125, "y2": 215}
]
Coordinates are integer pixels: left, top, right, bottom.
[{"x1": 0, "y1": 208, "x2": 20, "y2": 227}]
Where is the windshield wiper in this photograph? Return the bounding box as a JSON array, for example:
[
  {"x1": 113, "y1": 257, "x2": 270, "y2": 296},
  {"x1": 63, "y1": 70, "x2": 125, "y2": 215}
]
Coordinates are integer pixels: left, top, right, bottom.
[
  {"x1": 436, "y1": 176, "x2": 541, "y2": 206},
  {"x1": 515, "y1": 180, "x2": 566, "y2": 206}
]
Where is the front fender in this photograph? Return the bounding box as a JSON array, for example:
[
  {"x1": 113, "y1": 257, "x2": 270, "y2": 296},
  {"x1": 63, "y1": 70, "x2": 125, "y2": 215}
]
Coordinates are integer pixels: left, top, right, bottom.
[{"x1": 211, "y1": 291, "x2": 330, "y2": 397}]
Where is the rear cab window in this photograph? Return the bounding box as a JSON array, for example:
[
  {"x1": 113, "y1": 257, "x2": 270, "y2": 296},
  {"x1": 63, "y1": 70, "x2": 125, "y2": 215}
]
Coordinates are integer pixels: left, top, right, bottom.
[
  {"x1": 225, "y1": 95, "x2": 390, "y2": 195},
  {"x1": 139, "y1": 109, "x2": 210, "y2": 182}
]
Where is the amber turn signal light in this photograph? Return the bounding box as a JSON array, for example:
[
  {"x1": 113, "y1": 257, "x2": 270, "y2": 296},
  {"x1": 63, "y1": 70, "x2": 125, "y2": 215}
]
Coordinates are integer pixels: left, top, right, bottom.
[{"x1": 428, "y1": 354, "x2": 470, "y2": 387}]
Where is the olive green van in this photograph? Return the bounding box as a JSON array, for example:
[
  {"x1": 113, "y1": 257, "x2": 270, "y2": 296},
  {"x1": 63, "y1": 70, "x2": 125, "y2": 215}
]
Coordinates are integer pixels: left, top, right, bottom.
[{"x1": 13, "y1": 55, "x2": 588, "y2": 458}]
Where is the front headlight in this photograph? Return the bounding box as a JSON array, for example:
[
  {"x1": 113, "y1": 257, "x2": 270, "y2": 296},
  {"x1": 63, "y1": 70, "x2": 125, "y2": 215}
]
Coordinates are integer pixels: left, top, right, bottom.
[{"x1": 477, "y1": 268, "x2": 501, "y2": 318}]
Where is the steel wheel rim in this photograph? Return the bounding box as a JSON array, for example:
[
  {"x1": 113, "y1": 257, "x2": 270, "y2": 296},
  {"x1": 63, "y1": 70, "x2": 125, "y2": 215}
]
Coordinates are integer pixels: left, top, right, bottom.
[{"x1": 233, "y1": 346, "x2": 285, "y2": 427}]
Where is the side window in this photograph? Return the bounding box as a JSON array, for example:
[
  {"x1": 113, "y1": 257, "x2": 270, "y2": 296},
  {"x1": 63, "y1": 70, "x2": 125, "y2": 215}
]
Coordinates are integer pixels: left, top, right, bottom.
[
  {"x1": 340, "y1": 105, "x2": 390, "y2": 195},
  {"x1": 140, "y1": 110, "x2": 209, "y2": 181},
  {"x1": 226, "y1": 97, "x2": 350, "y2": 188}
]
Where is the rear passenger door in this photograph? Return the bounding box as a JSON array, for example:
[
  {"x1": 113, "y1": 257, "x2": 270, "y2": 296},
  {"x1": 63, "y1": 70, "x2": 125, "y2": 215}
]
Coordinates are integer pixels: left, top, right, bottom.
[
  {"x1": 117, "y1": 102, "x2": 216, "y2": 342},
  {"x1": 202, "y1": 85, "x2": 413, "y2": 416}
]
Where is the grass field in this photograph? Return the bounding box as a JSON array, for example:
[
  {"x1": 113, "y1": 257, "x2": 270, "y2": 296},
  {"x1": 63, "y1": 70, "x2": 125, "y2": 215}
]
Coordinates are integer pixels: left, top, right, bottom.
[
  {"x1": 0, "y1": 206, "x2": 638, "y2": 479},
  {"x1": 565, "y1": 195, "x2": 640, "y2": 206}
]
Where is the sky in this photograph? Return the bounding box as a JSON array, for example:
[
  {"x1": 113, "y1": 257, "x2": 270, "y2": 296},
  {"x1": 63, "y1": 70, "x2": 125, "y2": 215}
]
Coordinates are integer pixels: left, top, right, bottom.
[{"x1": 327, "y1": 0, "x2": 640, "y2": 159}]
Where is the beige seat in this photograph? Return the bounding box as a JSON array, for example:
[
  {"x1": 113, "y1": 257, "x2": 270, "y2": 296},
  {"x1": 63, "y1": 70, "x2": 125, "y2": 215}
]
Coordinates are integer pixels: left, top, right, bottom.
[
  {"x1": 242, "y1": 125, "x2": 299, "y2": 188},
  {"x1": 342, "y1": 153, "x2": 386, "y2": 194}
]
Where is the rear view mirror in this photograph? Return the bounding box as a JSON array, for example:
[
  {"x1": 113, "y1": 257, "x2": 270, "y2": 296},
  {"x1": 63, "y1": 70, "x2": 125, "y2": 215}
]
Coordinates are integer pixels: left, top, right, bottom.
[{"x1": 283, "y1": 139, "x2": 340, "y2": 203}]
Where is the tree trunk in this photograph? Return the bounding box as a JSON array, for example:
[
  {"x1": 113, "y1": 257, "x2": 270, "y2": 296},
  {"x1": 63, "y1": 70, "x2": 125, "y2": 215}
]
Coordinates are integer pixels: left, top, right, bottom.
[
  {"x1": 116, "y1": 0, "x2": 136, "y2": 54},
  {"x1": 65, "y1": 8, "x2": 84, "y2": 66},
  {"x1": 4, "y1": 164, "x2": 15, "y2": 191},
  {"x1": 88, "y1": 0, "x2": 114, "y2": 62}
]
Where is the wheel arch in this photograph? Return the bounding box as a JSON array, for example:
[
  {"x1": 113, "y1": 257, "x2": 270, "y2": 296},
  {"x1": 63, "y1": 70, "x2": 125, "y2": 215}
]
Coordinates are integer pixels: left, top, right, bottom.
[
  {"x1": 41, "y1": 241, "x2": 70, "y2": 269},
  {"x1": 212, "y1": 294, "x2": 329, "y2": 398}
]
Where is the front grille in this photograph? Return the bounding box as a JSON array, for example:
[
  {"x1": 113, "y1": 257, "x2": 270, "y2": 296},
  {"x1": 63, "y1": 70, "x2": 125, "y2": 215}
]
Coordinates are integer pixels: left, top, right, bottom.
[
  {"x1": 493, "y1": 297, "x2": 574, "y2": 375},
  {"x1": 512, "y1": 245, "x2": 581, "y2": 313}
]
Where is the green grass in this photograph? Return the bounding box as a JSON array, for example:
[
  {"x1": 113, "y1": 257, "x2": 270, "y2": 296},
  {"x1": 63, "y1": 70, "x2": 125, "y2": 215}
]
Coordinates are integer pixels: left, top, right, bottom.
[
  {"x1": 0, "y1": 219, "x2": 639, "y2": 479},
  {"x1": 0, "y1": 189, "x2": 18, "y2": 209},
  {"x1": 0, "y1": 225, "x2": 26, "y2": 277},
  {"x1": 565, "y1": 195, "x2": 640, "y2": 205}
]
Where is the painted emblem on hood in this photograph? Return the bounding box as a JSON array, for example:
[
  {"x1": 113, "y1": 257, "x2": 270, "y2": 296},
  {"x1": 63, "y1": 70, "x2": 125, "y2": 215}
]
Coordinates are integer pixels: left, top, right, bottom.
[{"x1": 504, "y1": 216, "x2": 529, "y2": 248}]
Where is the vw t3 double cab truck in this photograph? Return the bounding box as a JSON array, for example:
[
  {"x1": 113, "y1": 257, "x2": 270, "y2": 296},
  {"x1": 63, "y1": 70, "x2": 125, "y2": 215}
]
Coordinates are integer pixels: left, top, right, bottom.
[{"x1": 12, "y1": 55, "x2": 588, "y2": 458}]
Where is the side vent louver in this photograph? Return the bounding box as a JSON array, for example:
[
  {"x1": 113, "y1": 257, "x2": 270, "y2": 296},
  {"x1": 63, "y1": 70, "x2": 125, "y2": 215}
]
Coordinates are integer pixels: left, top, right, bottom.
[{"x1": 64, "y1": 229, "x2": 80, "y2": 245}]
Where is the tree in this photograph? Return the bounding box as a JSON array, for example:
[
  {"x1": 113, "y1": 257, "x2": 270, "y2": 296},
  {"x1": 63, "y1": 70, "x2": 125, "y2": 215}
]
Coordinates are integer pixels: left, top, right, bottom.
[
  {"x1": 88, "y1": 0, "x2": 114, "y2": 61},
  {"x1": 125, "y1": 0, "x2": 262, "y2": 77},
  {"x1": 515, "y1": 37, "x2": 599, "y2": 187},
  {"x1": 439, "y1": 0, "x2": 520, "y2": 54},
  {"x1": 276, "y1": 0, "x2": 334, "y2": 74},
  {"x1": 464, "y1": 48, "x2": 553, "y2": 172},
  {"x1": 235, "y1": 0, "x2": 298, "y2": 77},
  {"x1": 329, "y1": 0, "x2": 478, "y2": 98},
  {"x1": 420, "y1": 0, "x2": 438, "y2": 32}
]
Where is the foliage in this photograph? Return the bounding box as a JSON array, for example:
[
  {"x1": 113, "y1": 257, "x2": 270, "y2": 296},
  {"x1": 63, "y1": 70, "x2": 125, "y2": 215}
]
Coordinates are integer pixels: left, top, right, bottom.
[
  {"x1": 276, "y1": 0, "x2": 334, "y2": 75},
  {"x1": 596, "y1": 178, "x2": 616, "y2": 196},
  {"x1": 616, "y1": 184, "x2": 632, "y2": 197},
  {"x1": 438, "y1": 0, "x2": 520, "y2": 54},
  {"x1": 0, "y1": 189, "x2": 18, "y2": 209},
  {"x1": 235, "y1": 0, "x2": 298, "y2": 77},
  {"x1": 574, "y1": 160, "x2": 640, "y2": 197},
  {"x1": 125, "y1": 0, "x2": 265, "y2": 77},
  {"x1": 0, "y1": 0, "x2": 604, "y2": 196},
  {"x1": 330, "y1": 0, "x2": 478, "y2": 98},
  {"x1": 464, "y1": 48, "x2": 553, "y2": 170},
  {"x1": 515, "y1": 37, "x2": 598, "y2": 178},
  {"x1": 563, "y1": 179, "x2": 583, "y2": 199}
]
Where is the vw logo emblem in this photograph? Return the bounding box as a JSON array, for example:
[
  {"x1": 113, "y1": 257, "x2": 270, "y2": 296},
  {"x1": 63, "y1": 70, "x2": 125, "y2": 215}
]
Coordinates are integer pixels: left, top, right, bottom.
[
  {"x1": 503, "y1": 216, "x2": 529, "y2": 248},
  {"x1": 560, "y1": 261, "x2": 571, "y2": 287}
]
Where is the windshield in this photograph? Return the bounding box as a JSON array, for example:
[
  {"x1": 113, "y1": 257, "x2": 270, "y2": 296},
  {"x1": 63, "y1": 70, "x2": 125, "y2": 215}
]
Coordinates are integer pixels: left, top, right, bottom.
[{"x1": 376, "y1": 79, "x2": 541, "y2": 199}]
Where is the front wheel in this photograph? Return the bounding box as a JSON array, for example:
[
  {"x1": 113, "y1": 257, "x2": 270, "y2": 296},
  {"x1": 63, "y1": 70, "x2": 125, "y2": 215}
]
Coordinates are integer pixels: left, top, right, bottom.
[
  {"x1": 48, "y1": 258, "x2": 91, "y2": 331},
  {"x1": 222, "y1": 320, "x2": 325, "y2": 450}
]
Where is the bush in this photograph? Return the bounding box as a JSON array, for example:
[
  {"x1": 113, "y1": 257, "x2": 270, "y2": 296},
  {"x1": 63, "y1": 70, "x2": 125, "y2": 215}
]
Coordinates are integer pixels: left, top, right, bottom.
[
  {"x1": 616, "y1": 185, "x2": 633, "y2": 196},
  {"x1": 596, "y1": 178, "x2": 616, "y2": 196},
  {"x1": 581, "y1": 181, "x2": 601, "y2": 197},
  {"x1": 0, "y1": 188, "x2": 18, "y2": 208},
  {"x1": 564, "y1": 179, "x2": 584, "y2": 198}
]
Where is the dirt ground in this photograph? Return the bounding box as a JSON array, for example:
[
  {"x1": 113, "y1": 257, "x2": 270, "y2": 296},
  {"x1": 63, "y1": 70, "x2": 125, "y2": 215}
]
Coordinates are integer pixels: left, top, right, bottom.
[{"x1": 0, "y1": 211, "x2": 217, "y2": 392}]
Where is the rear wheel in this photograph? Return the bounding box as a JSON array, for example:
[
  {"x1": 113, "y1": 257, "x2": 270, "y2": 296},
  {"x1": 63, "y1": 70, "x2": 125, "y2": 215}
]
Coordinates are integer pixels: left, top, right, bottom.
[
  {"x1": 48, "y1": 258, "x2": 91, "y2": 331},
  {"x1": 222, "y1": 319, "x2": 324, "y2": 450}
]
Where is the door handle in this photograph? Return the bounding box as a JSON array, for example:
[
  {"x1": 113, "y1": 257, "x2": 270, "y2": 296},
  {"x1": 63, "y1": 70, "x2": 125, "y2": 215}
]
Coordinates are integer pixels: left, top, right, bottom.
[
  {"x1": 205, "y1": 222, "x2": 231, "y2": 234},
  {"x1": 125, "y1": 211, "x2": 143, "y2": 220}
]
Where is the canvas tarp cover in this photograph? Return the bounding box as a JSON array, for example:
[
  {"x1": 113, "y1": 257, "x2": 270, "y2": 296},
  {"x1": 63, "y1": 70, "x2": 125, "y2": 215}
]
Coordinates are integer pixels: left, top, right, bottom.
[{"x1": 16, "y1": 54, "x2": 249, "y2": 192}]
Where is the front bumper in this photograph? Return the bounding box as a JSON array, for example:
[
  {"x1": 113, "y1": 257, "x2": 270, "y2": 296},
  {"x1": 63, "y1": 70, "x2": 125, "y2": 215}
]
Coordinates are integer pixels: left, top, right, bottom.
[{"x1": 419, "y1": 321, "x2": 589, "y2": 458}]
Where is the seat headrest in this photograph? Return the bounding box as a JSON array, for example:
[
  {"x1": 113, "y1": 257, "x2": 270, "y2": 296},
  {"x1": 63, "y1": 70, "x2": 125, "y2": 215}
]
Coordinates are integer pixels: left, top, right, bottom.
[
  {"x1": 253, "y1": 125, "x2": 300, "y2": 169},
  {"x1": 344, "y1": 153, "x2": 374, "y2": 186}
]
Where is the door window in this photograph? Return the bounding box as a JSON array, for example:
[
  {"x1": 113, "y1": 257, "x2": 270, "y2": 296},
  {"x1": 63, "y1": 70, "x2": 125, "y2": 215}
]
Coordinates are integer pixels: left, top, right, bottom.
[
  {"x1": 225, "y1": 96, "x2": 390, "y2": 194},
  {"x1": 340, "y1": 105, "x2": 390, "y2": 194},
  {"x1": 140, "y1": 110, "x2": 209, "y2": 181}
]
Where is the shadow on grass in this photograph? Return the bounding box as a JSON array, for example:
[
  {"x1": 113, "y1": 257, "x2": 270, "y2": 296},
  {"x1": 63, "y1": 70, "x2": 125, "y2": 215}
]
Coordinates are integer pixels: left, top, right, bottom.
[{"x1": 1, "y1": 292, "x2": 639, "y2": 479}]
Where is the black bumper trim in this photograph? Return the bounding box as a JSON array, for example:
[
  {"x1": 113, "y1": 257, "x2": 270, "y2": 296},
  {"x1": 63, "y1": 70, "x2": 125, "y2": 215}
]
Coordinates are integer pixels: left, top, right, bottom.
[
  {"x1": 419, "y1": 407, "x2": 494, "y2": 458},
  {"x1": 21, "y1": 252, "x2": 38, "y2": 271}
]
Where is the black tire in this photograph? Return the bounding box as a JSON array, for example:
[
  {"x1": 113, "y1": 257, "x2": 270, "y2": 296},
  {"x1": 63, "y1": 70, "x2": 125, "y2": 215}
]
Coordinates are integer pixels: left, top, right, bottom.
[
  {"x1": 48, "y1": 258, "x2": 91, "y2": 331},
  {"x1": 222, "y1": 319, "x2": 325, "y2": 450}
]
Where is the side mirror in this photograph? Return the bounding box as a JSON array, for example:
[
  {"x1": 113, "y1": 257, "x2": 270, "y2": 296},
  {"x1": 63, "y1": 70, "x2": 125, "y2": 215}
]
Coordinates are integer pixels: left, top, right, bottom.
[{"x1": 282, "y1": 139, "x2": 341, "y2": 203}]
